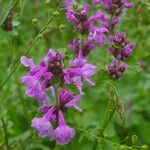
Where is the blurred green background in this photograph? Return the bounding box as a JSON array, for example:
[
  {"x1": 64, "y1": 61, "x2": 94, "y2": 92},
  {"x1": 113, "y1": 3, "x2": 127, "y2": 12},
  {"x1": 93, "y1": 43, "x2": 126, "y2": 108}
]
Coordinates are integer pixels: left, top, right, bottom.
[{"x1": 0, "y1": 0, "x2": 150, "y2": 149}]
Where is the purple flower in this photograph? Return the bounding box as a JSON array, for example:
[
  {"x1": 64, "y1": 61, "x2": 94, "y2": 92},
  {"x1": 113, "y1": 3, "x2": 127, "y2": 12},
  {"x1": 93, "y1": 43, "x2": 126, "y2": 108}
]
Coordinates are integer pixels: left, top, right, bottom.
[
  {"x1": 64, "y1": 0, "x2": 76, "y2": 10},
  {"x1": 93, "y1": 0, "x2": 102, "y2": 5},
  {"x1": 68, "y1": 38, "x2": 80, "y2": 53},
  {"x1": 108, "y1": 32, "x2": 135, "y2": 61},
  {"x1": 64, "y1": 51, "x2": 96, "y2": 94},
  {"x1": 59, "y1": 89, "x2": 82, "y2": 112},
  {"x1": 20, "y1": 49, "x2": 64, "y2": 102},
  {"x1": 31, "y1": 106, "x2": 55, "y2": 137},
  {"x1": 123, "y1": 2, "x2": 134, "y2": 9},
  {"x1": 68, "y1": 38, "x2": 95, "y2": 56},
  {"x1": 66, "y1": 5, "x2": 108, "y2": 36},
  {"x1": 88, "y1": 28, "x2": 108, "y2": 46},
  {"x1": 108, "y1": 59, "x2": 128, "y2": 78},
  {"x1": 41, "y1": 88, "x2": 82, "y2": 112},
  {"x1": 102, "y1": 0, "x2": 134, "y2": 12},
  {"x1": 52, "y1": 110, "x2": 75, "y2": 145},
  {"x1": 97, "y1": 0, "x2": 134, "y2": 26},
  {"x1": 112, "y1": 16, "x2": 120, "y2": 25}
]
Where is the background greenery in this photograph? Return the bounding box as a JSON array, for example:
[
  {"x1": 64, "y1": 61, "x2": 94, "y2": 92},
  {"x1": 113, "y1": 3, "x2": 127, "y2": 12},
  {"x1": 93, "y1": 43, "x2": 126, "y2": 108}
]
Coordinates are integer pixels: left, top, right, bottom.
[{"x1": 0, "y1": 0, "x2": 150, "y2": 149}]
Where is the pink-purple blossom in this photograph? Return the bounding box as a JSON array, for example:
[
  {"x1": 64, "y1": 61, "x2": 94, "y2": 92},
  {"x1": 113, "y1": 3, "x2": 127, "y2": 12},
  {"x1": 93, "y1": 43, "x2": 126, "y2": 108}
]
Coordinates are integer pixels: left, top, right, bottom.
[
  {"x1": 93, "y1": 0, "x2": 134, "y2": 26},
  {"x1": 20, "y1": 0, "x2": 135, "y2": 146},
  {"x1": 64, "y1": 0, "x2": 76, "y2": 10},
  {"x1": 21, "y1": 49, "x2": 96, "y2": 98},
  {"x1": 68, "y1": 38, "x2": 95, "y2": 56},
  {"x1": 94, "y1": 0, "x2": 134, "y2": 12},
  {"x1": 66, "y1": 3, "x2": 109, "y2": 56},
  {"x1": 52, "y1": 110, "x2": 75, "y2": 145},
  {"x1": 64, "y1": 51, "x2": 96, "y2": 94},
  {"x1": 59, "y1": 89, "x2": 82, "y2": 112},
  {"x1": 108, "y1": 59, "x2": 128, "y2": 78},
  {"x1": 31, "y1": 88, "x2": 80, "y2": 144},
  {"x1": 31, "y1": 89, "x2": 79, "y2": 144},
  {"x1": 31, "y1": 106, "x2": 55, "y2": 137},
  {"x1": 108, "y1": 32, "x2": 135, "y2": 61},
  {"x1": 20, "y1": 50, "x2": 64, "y2": 102}
]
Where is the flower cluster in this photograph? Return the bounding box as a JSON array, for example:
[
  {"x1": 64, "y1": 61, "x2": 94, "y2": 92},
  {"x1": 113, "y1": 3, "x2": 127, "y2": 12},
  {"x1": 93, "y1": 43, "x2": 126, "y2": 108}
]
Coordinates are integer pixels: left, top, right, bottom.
[
  {"x1": 20, "y1": 49, "x2": 96, "y2": 145},
  {"x1": 66, "y1": 2, "x2": 108, "y2": 56},
  {"x1": 109, "y1": 32, "x2": 135, "y2": 61},
  {"x1": 20, "y1": 0, "x2": 135, "y2": 146},
  {"x1": 108, "y1": 59, "x2": 128, "y2": 78},
  {"x1": 93, "y1": 0, "x2": 134, "y2": 26},
  {"x1": 20, "y1": 1, "x2": 99, "y2": 145},
  {"x1": 108, "y1": 32, "x2": 134, "y2": 78},
  {"x1": 92, "y1": 0, "x2": 135, "y2": 78},
  {"x1": 31, "y1": 89, "x2": 81, "y2": 145}
]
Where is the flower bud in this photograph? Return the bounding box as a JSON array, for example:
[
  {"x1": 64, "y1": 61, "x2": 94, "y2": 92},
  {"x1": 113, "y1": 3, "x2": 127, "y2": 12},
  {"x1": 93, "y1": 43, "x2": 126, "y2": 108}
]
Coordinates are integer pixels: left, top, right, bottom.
[
  {"x1": 120, "y1": 145, "x2": 126, "y2": 150},
  {"x1": 132, "y1": 135, "x2": 138, "y2": 145},
  {"x1": 32, "y1": 18, "x2": 38, "y2": 25},
  {"x1": 103, "y1": 134, "x2": 108, "y2": 138},
  {"x1": 141, "y1": 145, "x2": 149, "y2": 150},
  {"x1": 37, "y1": 34, "x2": 43, "y2": 39},
  {"x1": 59, "y1": 24, "x2": 66, "y2": 31},
  {"x1": 53, "y1": 11, "x2": 60, "y2": 17}
]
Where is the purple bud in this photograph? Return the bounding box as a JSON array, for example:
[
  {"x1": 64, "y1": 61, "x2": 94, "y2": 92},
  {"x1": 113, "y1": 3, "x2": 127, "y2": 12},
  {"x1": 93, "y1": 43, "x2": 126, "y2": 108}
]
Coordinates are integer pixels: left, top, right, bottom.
[{"x1": 108, "y1": 59, "x2": 128, "y2": 78}]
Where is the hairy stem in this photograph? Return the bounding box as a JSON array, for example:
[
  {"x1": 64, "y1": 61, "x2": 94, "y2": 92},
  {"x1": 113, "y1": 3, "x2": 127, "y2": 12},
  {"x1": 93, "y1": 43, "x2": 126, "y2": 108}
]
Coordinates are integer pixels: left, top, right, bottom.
[{"x1": 0, "y1": 2, "x2": 62, "y2": 90}]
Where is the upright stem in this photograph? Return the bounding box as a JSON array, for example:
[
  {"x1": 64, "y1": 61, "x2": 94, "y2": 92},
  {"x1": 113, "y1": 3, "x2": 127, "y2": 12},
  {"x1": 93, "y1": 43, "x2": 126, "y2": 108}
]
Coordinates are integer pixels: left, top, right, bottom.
[
  {"x1": 55, "y1": 87, "x2": 60, "y2": 108},
  {"x1": 1, "y1": 117, "x2": 9, "y2": 150},
  {"x1": 109, "y1": 14, "x2": 115, "y2": 35},
  {"x1": 92, "y1": 97, "x2": 116, "y2": 150},
  {"x1": 98, "y1": 106, "x2": 116, "y2": 137}
]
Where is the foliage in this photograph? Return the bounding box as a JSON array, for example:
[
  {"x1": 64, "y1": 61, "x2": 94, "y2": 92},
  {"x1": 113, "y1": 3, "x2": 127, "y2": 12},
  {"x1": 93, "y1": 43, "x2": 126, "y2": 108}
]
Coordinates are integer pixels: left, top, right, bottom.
[{"x1": 0, "y1": 0, "x2": 150, "y2": 149}]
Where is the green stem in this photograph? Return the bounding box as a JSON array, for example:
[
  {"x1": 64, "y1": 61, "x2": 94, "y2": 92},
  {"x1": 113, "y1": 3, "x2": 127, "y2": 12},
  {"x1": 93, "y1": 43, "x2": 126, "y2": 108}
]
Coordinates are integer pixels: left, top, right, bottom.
[
  {"x1": 1, "y1": 117, "x2": 9, "y2": 150},
  {"x1": 0, "y1": 2, "x2": 62, "y2": 90},
  {"x1": 0, "y1": 0, "x2": 18, "y2": 27},
  {"x1": 99, "y1": 108, "x2": 116, "y2": 137},
  {"x1": 55, "y1": 87, "x2": 60, "y2": 109},
  {"x1": 92, "y1": 98, "x2": 116, "y2": 150}
]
